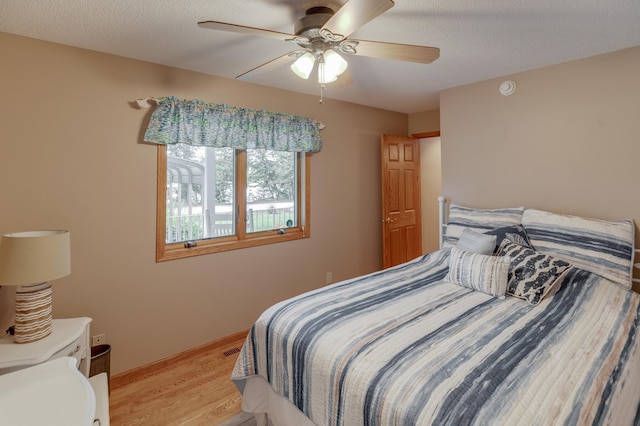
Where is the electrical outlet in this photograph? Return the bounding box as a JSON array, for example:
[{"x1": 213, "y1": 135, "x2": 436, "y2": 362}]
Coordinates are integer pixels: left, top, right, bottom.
[
  {"x1": 326, "y1": 272, "x2": 333, "y2": 284},
  {"x1": 92, "y1": 334, "x2": 106, "y2": 346}
]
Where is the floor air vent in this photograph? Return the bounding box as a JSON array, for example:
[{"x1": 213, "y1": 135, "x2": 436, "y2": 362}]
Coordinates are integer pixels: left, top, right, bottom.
[{"x1": 224, "y1": 347, "x2": 241, "y2": 357}]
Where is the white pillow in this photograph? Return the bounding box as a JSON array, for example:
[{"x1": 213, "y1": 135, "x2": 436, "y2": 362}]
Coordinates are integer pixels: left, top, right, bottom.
[{"x1": 457, "y1": 228, "x2": 497, "y2": 255}]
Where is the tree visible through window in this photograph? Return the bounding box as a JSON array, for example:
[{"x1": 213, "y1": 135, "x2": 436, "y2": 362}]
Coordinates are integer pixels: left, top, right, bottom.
[
  {"x1": 245, "y1": 149, "x2": 297, "y2": 234},
  {"x1": 157, "y1": 144, "x2": 309, "y2": 261}
]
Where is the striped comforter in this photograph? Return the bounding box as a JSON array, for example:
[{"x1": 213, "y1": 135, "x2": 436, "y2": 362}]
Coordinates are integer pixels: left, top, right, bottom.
[{"x1": 232, "y1": 249, "x2": 640, "y2": 425}]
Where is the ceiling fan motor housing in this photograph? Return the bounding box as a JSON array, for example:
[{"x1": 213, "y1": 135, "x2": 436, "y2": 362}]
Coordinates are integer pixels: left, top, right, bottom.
[{"x1": 294, "y1": 7, "x2": 334, "y2": 37}]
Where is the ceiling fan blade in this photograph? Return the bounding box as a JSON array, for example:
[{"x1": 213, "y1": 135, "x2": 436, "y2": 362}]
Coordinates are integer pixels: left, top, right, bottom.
[
  {"x1": 197, "y1": 21, "x2": 294, "y2": 41},
  {"x1": 322, "y1": 0, "x2": 394, "y2": 38},
  {"x1": 235, "y1": 51, "x2": 300, "y2": 80},
  {"x1": 352, "y1": 39, "x2": 440, "y2": 64}
]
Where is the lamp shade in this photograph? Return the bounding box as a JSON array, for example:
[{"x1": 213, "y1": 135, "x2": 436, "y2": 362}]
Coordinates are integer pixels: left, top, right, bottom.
[
  {"x1": 0, "y1": 230, "x2": 71, "y2": 285},
  {"x1": 324, "y1": 50, "x2": 348, "y2": 77},
  {"x1": 318, "y1": 50, "x2": 348, "y2": 84},
  {"x1": 291, "y1": 52, "x2": 315, "y2": 79}
]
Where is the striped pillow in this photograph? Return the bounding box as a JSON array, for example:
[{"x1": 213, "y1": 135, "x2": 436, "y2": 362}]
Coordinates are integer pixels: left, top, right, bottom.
[
  {"x1": 497, "y1": 239, "x2": 572, "y2": 305},
  {"x1": 444, "y1": 204, "x2": 524, "y2": 248},
  {"x1": 522, "y1": 209, "x2": 635, "y2": 289},
  {"x1": 446, "y1": 246, "x2": 510, "y2": 298}
]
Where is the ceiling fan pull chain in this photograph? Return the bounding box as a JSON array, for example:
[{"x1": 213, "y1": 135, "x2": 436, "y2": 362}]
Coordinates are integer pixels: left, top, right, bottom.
[{"x1": 319, "y1": 84, "x2": 325, "y2": 104}]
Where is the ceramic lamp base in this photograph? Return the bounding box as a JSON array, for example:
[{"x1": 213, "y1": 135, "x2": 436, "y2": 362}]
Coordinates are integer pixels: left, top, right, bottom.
[{"x1": 14, "y1": 282, "x2": 53, "y2": 343}]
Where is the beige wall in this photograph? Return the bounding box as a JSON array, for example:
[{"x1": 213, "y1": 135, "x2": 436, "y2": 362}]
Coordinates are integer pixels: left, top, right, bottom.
[
  {"x1": 408, "y1": 109, "x2": 440, "y2": 135},
  {"x1": 419, "y1": 137, "x2": 442, "y2": 253},
  {"x1": 440, "y1": 46, "x2": 640, "y2": 291},
  {"x1": 408, "y1": 109, "x2": 442, "y2": 252},
  {"x1": 0, "y1": 32, "x2": 408, "y2": 374}
]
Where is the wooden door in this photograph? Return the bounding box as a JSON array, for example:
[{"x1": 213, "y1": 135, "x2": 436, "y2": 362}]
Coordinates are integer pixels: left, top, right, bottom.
[{"x1": 381, "y1": 134, "x2": 422, "y2": 269}]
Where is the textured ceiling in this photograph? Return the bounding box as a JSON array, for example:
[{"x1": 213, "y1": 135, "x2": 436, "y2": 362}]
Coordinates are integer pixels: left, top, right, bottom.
[{"x1": 2, "y1": 0, "x2": 639, "y2": 113}]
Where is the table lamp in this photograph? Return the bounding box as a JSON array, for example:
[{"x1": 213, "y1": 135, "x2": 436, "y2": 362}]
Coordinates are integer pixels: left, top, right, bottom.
[{"x1": 0, "y1": 230, "x2": 70, "y2": 343}]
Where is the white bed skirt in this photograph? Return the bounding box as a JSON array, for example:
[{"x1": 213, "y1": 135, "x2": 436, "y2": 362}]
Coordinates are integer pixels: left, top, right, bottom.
[{"x1": 241, "y1": 376, "x2": 315, "y2": 426}]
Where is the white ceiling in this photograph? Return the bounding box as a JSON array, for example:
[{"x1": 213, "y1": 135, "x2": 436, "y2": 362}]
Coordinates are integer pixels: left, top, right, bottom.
[{"x1": 2, "y1": 0, "x2": 639, "y2": 114}]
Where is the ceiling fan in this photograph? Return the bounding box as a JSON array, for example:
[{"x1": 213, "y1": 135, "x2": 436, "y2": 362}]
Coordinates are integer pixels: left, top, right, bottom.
[{"x1": 198, "y1": 0, "x2": 440, "y2": 87}]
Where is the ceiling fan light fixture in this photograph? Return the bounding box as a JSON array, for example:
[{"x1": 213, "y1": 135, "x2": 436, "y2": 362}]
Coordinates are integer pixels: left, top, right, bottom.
[
  {"x1": 318, "y1": 50, "x2": 347, "y2": 84},
  {"x1": 317, "y1": 60, "x2": 336, "y2": 84},
  {"x1": 324, "y1": 50, "x2": 348, "y2": 75},
  {"x1": 291, "y1": 52, "x2": 315, "y2": 79}
]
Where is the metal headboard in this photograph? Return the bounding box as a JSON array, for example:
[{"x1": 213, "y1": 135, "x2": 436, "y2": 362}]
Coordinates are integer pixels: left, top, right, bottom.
[
  {"x1": 634, "y1": 249, "x2": 640, "y2": 286},
  {"x1": 438, "y1": 195, "x2": 447, "y2": 249}
]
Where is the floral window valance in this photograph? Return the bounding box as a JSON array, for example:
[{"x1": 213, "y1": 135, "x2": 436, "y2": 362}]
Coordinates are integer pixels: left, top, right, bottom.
[{"x1": 143, "y1": 96, "x2": 322, "y2": 153}]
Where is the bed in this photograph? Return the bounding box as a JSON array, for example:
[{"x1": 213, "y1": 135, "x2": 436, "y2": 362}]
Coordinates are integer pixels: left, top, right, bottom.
[{"x1": 231, "y1": 198, "x2": 640, "y2": 425}]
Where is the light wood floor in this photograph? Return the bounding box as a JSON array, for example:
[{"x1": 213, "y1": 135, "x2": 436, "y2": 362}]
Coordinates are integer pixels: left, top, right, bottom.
[{"x1": 109, "y1": 330, "x2": 248, "y2": 425}]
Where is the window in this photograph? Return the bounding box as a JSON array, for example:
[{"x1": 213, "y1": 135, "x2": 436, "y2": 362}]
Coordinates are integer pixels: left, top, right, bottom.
[
  {"x1": 156, "y1": 145, "x2": 310, "y2": 261},
  {"x1": 145, "y1": 96, "x2": 320, "y2": 261}
]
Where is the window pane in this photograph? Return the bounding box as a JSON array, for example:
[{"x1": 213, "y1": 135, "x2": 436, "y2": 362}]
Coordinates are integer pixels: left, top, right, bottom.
[
  {"x1": 246, "y1": 149, "x2": 297, "y2": 233},
  {"x1": 157, "y1": 145, "x2": 310, "y2": 262},
  {"x1": 166, "y1": 145, "x2": 235, "y2": 243}
]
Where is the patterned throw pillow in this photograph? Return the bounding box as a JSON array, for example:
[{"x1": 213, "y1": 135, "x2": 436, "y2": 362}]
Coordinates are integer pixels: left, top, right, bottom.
[
  {"x1": 485, "y1": 225, "x2": 533, "y2": 253},
  {"x1": 457, "y1": 228, "x2": 497, "y2": 255},
  {"x1": 446, "y1": 246, "x2": 511, "y2": 298},
  {"x1": 496, "y1": 239, "x2": 572, "y2": 305},
  {"x1": 444, "y1": 204, "x2": 524, "y2": 248},
  {"x1": 522, "y1": 209, "x2": 635, "y2": 290}
]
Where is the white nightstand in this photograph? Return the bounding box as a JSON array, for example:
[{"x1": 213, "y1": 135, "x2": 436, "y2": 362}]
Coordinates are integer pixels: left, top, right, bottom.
[{"x1": 0, "y1": 317, "x2": 92, "y2": 377}]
